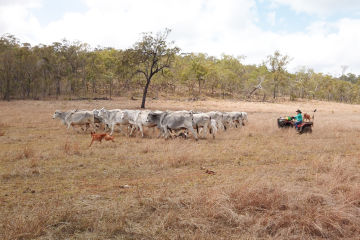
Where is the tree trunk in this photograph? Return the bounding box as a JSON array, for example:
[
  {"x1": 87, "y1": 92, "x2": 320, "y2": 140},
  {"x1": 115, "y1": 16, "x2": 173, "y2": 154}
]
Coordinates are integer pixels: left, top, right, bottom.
[
  {"x1": 92, "y1": 79, "x2": 96, "y2": 94},
  {"x1": 273, "y1": 75, "x2": 278, "y2": 99},
  {"x1": 248, "y1": 87, "x2": 259, "y2": 98},
  {"x1": 109, "y1": 79, "x2": 112, "y2": 100},
  {"x1": 3, "y1": 69, "x2": 11, "y2": 101},
  {"x1": 4, "y1": 76, "x2": 10, "y2": 101},
  {"x1": 26, "y1": 76, "x2": 31, "y2": 98},
  {"x1": 56, "y1": 76, "x2": 61, "y2": 99},
  {"x1": 198, "y1": 78, "x2": 201, "y2": 95},
  {"x1": 141, "y1": 78, "x2": 151, "y2": 109},
  {"x1": 273, "y1": 84, "x2": 276, "y2": 99},
  {"x1": 42, "y1": 70, "x2": 47, "y2": 98},
  {"x1": 82, "y1": 66, "x2": 87, "y2": 97}
]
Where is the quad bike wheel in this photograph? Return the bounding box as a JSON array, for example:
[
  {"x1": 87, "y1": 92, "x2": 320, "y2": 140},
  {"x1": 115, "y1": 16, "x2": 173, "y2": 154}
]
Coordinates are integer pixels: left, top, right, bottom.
[{"x1": 298, "y1": 124, "x2": 312, "y2": 134}]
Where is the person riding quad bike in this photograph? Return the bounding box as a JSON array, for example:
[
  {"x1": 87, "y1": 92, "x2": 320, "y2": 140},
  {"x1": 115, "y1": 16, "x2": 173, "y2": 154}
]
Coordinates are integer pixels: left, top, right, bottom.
[{"x1": 293, "y1": 109, "x2": 303, "y2": 130}]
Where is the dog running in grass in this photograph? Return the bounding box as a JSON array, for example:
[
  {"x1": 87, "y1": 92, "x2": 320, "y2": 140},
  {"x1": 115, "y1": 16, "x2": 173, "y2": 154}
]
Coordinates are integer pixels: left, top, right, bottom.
[
  {"x1": 303, "y1": 113, "x2": 311, "y2": 122},
  {"x1": 89, "y1": 132, "x2": 115, "y2": 147}
]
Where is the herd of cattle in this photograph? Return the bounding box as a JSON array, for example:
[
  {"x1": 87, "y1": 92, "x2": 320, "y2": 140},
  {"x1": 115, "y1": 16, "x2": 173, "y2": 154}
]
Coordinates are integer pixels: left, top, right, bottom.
[{"x1": 52, "y1": 108, "x2": 248, "y2": 140}]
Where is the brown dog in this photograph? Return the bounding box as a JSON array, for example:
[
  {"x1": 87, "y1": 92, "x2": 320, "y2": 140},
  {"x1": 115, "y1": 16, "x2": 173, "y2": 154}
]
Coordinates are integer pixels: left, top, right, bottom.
[
  {"x1": 104, "y1": 134, "x2": 115, "y2": 142},
  {"x1": 89, "y1": 132, "x2": 115, "y2": 147},
  {"x1": 303, "y1": 113, "x2": 311, "y2": 122}
]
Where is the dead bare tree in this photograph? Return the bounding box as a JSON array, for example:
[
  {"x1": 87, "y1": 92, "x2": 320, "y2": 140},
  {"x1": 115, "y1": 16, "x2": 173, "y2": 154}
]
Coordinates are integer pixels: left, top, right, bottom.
[{"x1": 247, "y1": 76, "x2": 265, "y2": 98}]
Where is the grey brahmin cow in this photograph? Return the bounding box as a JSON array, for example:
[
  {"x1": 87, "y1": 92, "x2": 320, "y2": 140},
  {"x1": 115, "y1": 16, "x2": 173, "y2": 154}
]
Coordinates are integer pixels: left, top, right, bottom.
[
  {"x1": 224, "y1": 112, "x2": 243, "y2": 128},
  {"x1": 146, "y1": 111, "x2": 198, "y2": 140},
  {"x1": 97, "y1": 108, "x2": 130, "y2": 135},
  {"x1": 53, "y1": 110, "x2": 95, "y2": 131},
  {"x1": 240, "y1": 112, "x2": 248, "y2": 125},
  {"x1": 192, "y1": 113, "x2": 217, "y2": 139},
  {"x1": 207, "y1": 111, "x2": 226, "y2": 130},
  {"x1": 129, "y1": 110, "x2": 163, "y2": 137}
]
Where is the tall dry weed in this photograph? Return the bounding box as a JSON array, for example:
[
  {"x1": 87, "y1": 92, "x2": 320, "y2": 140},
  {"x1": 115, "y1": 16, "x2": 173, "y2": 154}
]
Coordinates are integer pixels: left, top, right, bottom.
[
  {"x1": 23, "y1": 146, "x2": 34, "y2": 159},
  {"x1": 0, "y1": 122, "x2": 8, "y2": 136},
  {"x1": 62, "y1": 141, "x2": 81, "y2": 156},
  {"x1": 189, "y1": 182, "x2": 360, "y2": 239}
]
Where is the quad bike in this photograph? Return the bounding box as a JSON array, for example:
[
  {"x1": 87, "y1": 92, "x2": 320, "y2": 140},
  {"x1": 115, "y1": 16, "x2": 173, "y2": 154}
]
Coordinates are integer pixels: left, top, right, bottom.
[{"x1": 278, "y1": 109, "x2": 316, "y2": 134}]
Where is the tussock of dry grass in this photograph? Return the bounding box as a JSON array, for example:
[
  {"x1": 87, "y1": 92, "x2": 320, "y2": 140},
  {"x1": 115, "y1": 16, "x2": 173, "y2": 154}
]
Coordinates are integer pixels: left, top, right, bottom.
[{"x1": 1, "y1": 98, "x2": 360, "y2": 239}]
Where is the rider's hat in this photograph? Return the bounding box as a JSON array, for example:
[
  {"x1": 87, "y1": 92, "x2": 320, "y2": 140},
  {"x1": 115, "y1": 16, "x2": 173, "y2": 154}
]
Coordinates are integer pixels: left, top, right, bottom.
[{"x1": 296, "y1": 109, "x2": 302, "y2": 113}]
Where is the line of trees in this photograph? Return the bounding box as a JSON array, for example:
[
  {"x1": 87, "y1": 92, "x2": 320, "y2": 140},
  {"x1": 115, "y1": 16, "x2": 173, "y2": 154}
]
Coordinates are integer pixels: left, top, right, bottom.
[{"x1": 1, "y1": 30, "x2": 360, "y2": 107}]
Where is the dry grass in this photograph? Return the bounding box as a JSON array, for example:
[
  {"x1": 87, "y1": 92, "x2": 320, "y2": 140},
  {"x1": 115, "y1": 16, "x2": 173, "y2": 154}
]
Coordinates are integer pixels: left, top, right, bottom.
[{"x1": 1, "y1": 97, "x2": 360, "y2": 239}]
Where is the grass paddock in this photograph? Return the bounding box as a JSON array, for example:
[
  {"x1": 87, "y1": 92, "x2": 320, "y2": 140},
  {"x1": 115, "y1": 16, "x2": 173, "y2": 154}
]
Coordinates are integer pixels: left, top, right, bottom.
[{"x1": 1, "y1": 98, "x2": 360, "y2": 239}]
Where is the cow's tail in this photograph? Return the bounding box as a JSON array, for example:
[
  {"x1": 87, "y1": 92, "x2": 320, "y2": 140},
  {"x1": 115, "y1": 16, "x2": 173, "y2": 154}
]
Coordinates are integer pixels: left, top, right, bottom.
[{"x1": 196, "y1": 124, "x2": 199, "y2": 134}]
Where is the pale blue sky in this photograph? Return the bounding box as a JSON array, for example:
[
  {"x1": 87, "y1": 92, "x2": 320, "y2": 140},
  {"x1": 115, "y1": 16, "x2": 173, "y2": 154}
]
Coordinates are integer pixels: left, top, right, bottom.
[
  {"x1": 32, "y1": 0, "x2": 87, "y2": 26},
  {"x1": 256, "y1": 0, "x2": 360, "y2": 33},
  {"x1": 256, "y1": 1, "x2": 316, "y2": 33},
  {"x1": 1, "y1": 0, "x2": 360, "y2": 75}
]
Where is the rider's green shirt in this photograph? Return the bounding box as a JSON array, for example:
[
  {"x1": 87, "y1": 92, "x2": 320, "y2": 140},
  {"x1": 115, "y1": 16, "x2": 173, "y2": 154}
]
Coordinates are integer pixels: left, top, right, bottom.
[{"x1": 294, "y1": 113, "x2": 303, "y2": 122}]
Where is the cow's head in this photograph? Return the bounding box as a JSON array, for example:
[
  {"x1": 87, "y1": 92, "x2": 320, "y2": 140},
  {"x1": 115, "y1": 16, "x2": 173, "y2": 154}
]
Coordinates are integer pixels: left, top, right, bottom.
[
  {"x1": 92, "y1": 109, "x2": 100, "y2": 116},
  {"x1": 146, "y1": 112, "x2": 160, "y2": 123},
  {"x1": 222, "y1": 114, "x2": 232, "y2": 124},
  {"x1": 52, "y1": 110, "x2": 61, "y2": 119},
  {"x1": 98, "y1": 107, "x2": 107, "y2": 118}
]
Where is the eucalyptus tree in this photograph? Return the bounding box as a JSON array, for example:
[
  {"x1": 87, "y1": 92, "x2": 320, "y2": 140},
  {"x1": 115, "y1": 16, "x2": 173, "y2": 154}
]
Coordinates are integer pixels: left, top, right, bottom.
[
  {"x1": 217, "y1": 55, "x2": 246, "y2": 97},
  {"x1": 0, "y1": 34, "x2": 19, "y2": 101},
  {"x1": 50, "y1": 41, "x2": 68, "y2": 97},
  {"x1": 190, "y1": 53, "x2": 208, "y2": 95},
  {"x1": 16, "y1": 43, "x2": 39, "y2": 98},
  {"x1": 59, "y1": 39, "x2": 88, "y2": 95},
  {"x1": 178, "y1": 53, "x2": 197, "y2": 95},
  {"x1": 295, "y1": 67, "x2": 314, "y2": 99},
  {"x1": 205, "y1": 60, "x2": 221, "y2": 96},
  {"x1": 132, "y1": 28, "x2": 180, "y2": 108},
  {"x1": 33, "y1": 44, "x2": 54, "y2": 98},
  {"x1": 266, "y1": 50, "x2": 291, "y2": 99},
  {"x1": 97, "y1": 48, "x2": 118, "y2": 99},
  {"x1": 116, "y1": 49, "x2": 139, "y2": 94},
  {"x1": 162, "y1": 55, "x2": 187, "y2": 93}
]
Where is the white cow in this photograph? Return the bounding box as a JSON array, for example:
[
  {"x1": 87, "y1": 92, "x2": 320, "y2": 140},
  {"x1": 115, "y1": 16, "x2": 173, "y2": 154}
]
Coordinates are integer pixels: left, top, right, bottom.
[
  {"x1": 129, "y1": 110, "x2": 164, "y2": 137},
  {"x1": 207, "y1": 111, "x2": 225, "y2": 130},
  {"x1": 240, "y1": 112, "x2": 248, "y2": 125},
  {"x1": 98, "y1": 108, "x2": 142, "y2": 136},
  {"x1": 53, "y1": 110, "x2": 95, "y2": 131},
  {"x1": 224, "y1": 112, "x2": 244, "y2": 128},
  {"x1": 98, "y1": 108, "x2": 128, "y2": 135},
  {"x1": 92, "y1": 109, "x2": 107, "y2": 130},
  {"x1": 146, "y1": 111, "x2": 198, "y2": 140},
  {"x1": 210, "y1": 118, "x2": 218, "y2": 136},
  {"x1": 122, "y1": 109, "x2": 143, "y2": 136},
  {"x1": 193, "y1": 113, "x2": 217, "y2": 139}
]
